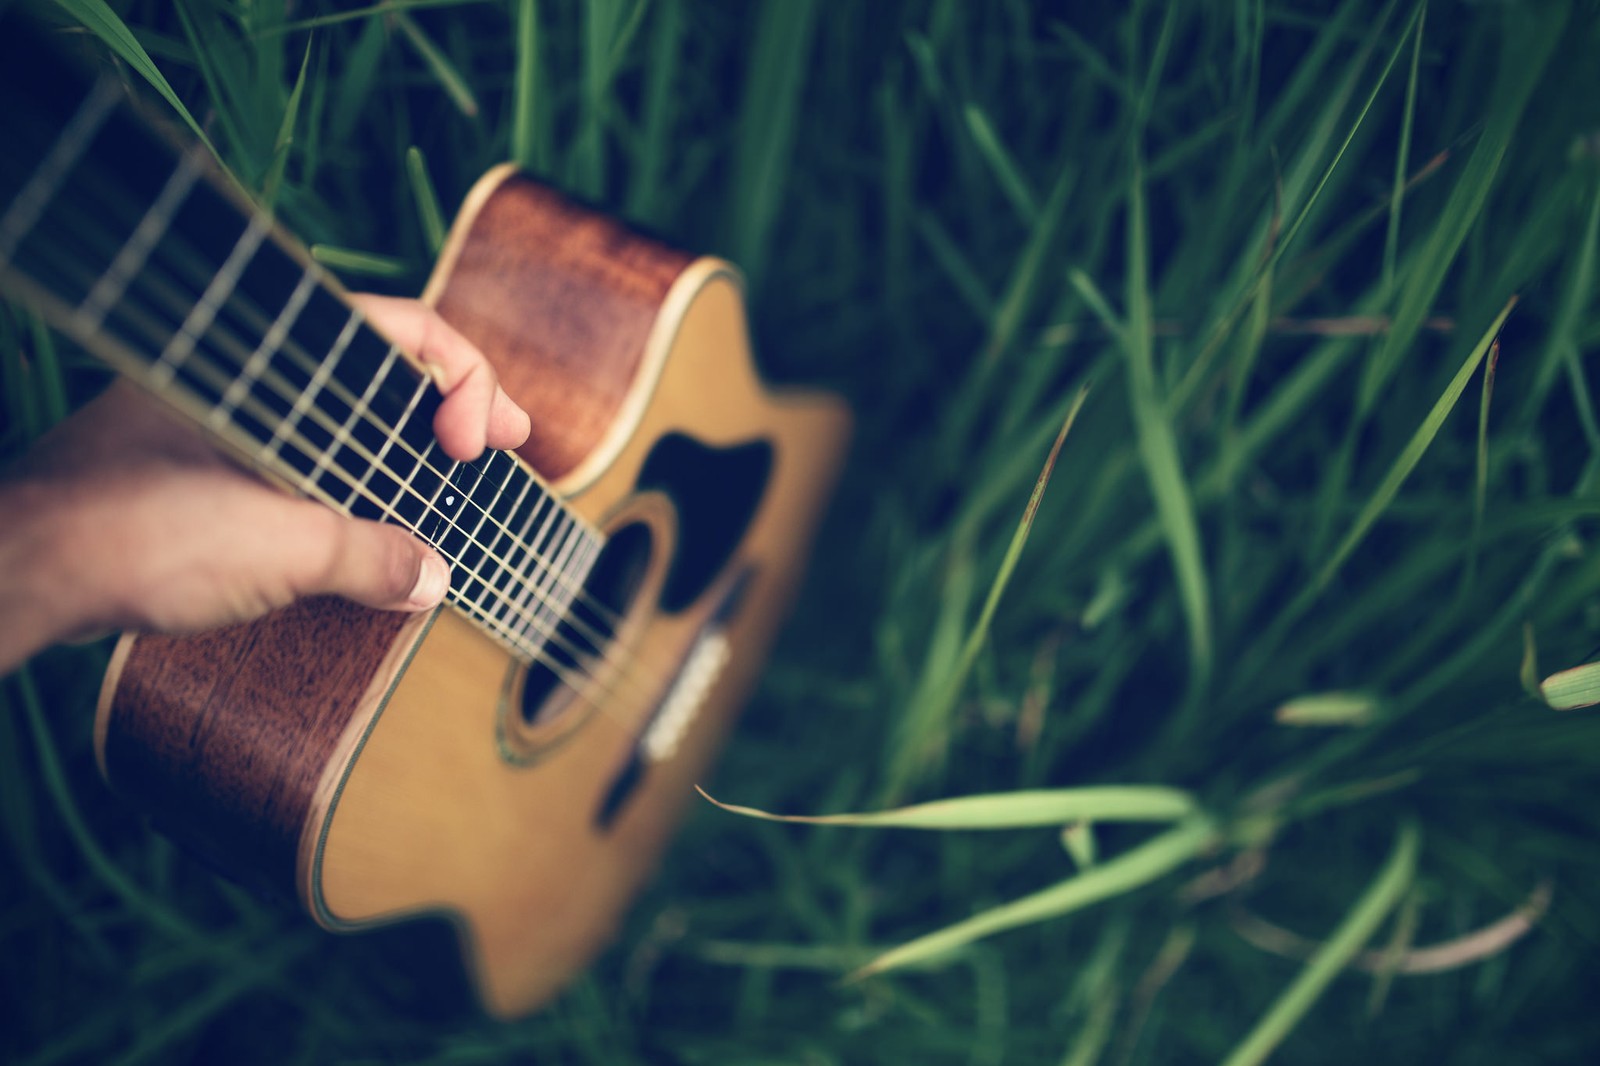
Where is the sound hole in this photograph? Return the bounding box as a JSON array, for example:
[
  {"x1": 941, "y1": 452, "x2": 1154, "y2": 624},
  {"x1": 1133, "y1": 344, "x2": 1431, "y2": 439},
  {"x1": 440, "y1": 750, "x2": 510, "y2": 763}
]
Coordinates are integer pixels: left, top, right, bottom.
[
  {"x1": 637, "y1": 433, "x2": 772, "y2": 613},
  {"x1": 520, "y1": 521, "x2": 653, "y2": 726}
]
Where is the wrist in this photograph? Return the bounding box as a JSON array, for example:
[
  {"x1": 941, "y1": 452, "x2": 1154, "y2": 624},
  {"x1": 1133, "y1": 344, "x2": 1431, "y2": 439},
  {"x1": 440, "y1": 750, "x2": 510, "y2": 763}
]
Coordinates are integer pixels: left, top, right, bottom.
[{"x1": 0, "y1": 475, "x2": 99, "y2": 672}]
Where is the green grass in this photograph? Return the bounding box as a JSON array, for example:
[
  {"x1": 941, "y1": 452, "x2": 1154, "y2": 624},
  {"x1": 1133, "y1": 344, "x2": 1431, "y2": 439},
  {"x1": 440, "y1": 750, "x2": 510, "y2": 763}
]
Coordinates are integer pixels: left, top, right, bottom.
[{"x1": 5, "y1": 0, "x2": 1600, "y2": 1062}]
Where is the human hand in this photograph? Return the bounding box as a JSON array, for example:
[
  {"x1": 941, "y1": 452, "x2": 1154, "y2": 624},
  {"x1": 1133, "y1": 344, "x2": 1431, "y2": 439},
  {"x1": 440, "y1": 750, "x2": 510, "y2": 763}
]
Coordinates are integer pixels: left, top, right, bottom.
[{"x1": 0, "y1": 296, "x2": 531, "y2": 673}]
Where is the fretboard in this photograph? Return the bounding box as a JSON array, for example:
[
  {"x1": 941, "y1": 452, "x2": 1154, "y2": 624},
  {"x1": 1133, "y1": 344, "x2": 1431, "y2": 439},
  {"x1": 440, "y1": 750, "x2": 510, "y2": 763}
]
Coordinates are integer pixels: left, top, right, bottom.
[{"x1": 0, "y1": 23, "x2": 602, "y2": 667}]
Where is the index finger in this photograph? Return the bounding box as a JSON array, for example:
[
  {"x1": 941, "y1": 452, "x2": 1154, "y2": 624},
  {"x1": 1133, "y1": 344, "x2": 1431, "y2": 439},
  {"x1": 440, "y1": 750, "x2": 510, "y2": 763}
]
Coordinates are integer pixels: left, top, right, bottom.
[{"x1": 349, "y1": 294, "x2": 532, "y2": 460}]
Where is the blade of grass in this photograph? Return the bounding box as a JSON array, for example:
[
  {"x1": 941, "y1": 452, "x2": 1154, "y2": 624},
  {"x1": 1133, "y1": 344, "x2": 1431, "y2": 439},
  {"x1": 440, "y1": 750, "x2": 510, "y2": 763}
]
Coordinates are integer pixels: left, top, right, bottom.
[
  {"x1": 569, "y1": 0, "x2": 621, "y2": 198},
  {"x1": 509, "y1": 0, "x2": 545, "y2": 171},
  {"x1": 726, "y1": 0, "x2": 819, "y2": 283},
  {"x1": 886, "y1": 384, "x2": 1090, "y2": 795},
  {"x1": 393, "y1": 10, "x2": 479, "y2": 118},
  {"x1": 259, "y1": 38, "x2": 311, "y2": 209},
  {"x1": 55, "y1": 0, "x2": 215, "y2": 151},
  {"x1": 1382, "y1": 2, "x2": 1426, "y2": 297},
  {"x1": 979, "y1": 161, "x2": 1076, "y2": 363},
  {"x1": 1519, "y1": 175, "x2": 1600, "y2": 431},
  {"x1": 600, "y1": 0, "x2": 651, "y2": 87},
  {"x1": 405, "y1": 145, "x2": 446, "y2": 255},
  {"x1": 1358, "y1": 3, "x2": 1562, "y2": 410},
  {"x1": 170, "y1": 0, "x2": 263, "y2": 180},
  {"x1": 962, "y1": 104, "x2": 1038, "y2": 222},
  {"x1": 1172, "y1": 0, "x2": 1412, "y2": 415},
  {"x1": 1274, "y1": 692, "x2": 1380, "y2": 727},
  {"x1": 699, "y1": 783, "x2": 1197, "y2": 829},
  {"x1": 14, "y1": 666, "x2": 199, "y2": 943},
  {"x1": 309, "y1": 244, "x2": 411, "y2": 277},
  {"x1": 1461, "y1": 337, "x2": 1499, "y2": 592},
  {"x1": 1220, "y1": 821, "x2": 1419, "y2": 1066},
  {"x1": 850, "y1": 816, "x2": 1217, "y2": 980},
  {"x1": 324, "y1": 14, "x2": 387, "y2": 150},
  {"x1": 625, "y1": 0, "x2": 681, "y2": 223},
  {"x1": 1126, "y1": 157, "x2": 1212, "y2": 684},
  {"x1": 916, "y1": 215, "x2": 996, "y2": 320},
  {"x1": 1306, "y1": 295, "x2": 1515, "y2": 599},
  {"x1": 1539, "y1": 663, "x2": 1600, "y2": 711}
]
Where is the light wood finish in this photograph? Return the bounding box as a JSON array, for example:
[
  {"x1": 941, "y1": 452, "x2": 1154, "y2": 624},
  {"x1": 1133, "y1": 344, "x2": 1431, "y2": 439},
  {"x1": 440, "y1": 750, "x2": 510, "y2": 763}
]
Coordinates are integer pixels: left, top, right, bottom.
[{"x1": 308, "y1": 256, "x2": 848, "y2": 1017}]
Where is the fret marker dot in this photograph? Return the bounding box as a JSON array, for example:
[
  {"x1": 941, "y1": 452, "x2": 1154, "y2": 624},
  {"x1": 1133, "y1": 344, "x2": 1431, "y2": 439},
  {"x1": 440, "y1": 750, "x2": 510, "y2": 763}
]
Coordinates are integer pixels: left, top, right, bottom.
[{"x1": 445, "y1": 494, "x2": 456, "y2": 506}]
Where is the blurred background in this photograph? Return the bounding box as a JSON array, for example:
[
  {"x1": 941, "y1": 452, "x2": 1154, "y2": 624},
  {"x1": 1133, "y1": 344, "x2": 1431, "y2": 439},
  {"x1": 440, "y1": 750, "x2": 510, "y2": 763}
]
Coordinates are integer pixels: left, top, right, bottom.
[{"x1": 4, "y1": 0, "x2": 1600, "y2": 1062}]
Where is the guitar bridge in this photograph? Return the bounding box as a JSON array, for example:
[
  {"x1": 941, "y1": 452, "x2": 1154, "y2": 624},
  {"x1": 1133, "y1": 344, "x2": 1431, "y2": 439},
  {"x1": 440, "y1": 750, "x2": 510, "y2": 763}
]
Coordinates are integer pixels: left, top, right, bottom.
[{"x1": 596, "y1": 566, "x2": 754, "y2": 828}]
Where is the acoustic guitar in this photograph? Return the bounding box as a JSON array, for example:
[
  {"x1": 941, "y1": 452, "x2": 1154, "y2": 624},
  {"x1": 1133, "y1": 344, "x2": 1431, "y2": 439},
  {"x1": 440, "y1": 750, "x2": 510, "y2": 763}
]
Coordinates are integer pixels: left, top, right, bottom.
[{"x1": 0, "y1": 19, "x2": 847, "y2": 1016}]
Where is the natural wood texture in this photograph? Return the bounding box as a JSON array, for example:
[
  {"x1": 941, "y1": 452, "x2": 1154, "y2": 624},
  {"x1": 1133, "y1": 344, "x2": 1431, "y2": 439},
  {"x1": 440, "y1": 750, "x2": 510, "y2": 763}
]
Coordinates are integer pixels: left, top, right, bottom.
[
  {"x1": 431, "y1": 172, "x2": 692, "y2": 482},
  {"x1": 98, "y1": 599, "x2": 428, "y2": 895},
  {"x1": 310, "y1": 257, "x2": 850, "y2": 1017}
]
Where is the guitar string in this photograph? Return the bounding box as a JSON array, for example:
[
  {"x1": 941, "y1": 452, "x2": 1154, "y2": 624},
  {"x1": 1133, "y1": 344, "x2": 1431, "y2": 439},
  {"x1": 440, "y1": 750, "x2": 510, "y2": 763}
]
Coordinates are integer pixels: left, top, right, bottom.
[
  {"x1": 36, "y1": 170, "x2": 666, "y2": 675},
  {"x1": 0, "y1": 143, "x2": 618, "y2": 660},
  {"x1": 89, "y1": 169, "x2": 633, "y2": 633},
  {"x1": 109, "y1": 245, "x2": 674, "y2": 705},
  {"x1": 67, "y1": 162, "x2": 637, "y2": 642},
  {"x1": 10, "y1": 179, "x2": 687, "y2": 720},
  {"x1": 3, "y1": 81, "x2": 697, "y2": 741},
  {"x1": 30, "y1": 142, "x2": 642, "y2": 645},
  {"x1": 19, "y1": 220, "x2": 680, "y2": 725}
]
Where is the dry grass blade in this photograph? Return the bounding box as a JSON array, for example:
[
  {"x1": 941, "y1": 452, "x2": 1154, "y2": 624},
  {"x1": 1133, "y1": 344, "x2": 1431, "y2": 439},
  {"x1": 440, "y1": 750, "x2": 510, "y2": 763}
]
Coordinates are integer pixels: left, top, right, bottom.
[{"x1": 1230, "y1": 880, "x2": 1551, "y2": 976}]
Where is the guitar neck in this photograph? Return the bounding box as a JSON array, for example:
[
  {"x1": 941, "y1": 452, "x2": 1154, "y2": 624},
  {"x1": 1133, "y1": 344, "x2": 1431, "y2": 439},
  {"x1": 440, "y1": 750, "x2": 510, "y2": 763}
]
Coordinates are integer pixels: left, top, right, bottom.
[{"x1": 0, "y1": 22, "x2": 600, "y2": 661}]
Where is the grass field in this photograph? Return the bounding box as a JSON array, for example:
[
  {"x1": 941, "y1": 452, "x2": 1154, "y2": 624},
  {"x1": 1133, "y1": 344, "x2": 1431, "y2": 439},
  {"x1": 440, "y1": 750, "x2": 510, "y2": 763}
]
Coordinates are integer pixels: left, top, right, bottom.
[{"x1": 4, "y1": 0, "x2": 1600, "y2": 1062}]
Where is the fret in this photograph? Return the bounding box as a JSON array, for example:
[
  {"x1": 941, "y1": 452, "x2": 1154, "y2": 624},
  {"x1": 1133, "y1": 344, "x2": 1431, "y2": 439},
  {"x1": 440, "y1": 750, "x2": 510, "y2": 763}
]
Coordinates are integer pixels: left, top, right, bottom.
[
  {"x1": 433, "y1": 461, "x2": 488, "y2": 566},
  {"x1": 442, "y1": 458, "x2": 505, "y2": 603},
  {"x1": 484, "y1": 495, "x2": 545, "y2": 633},
  {"x1": 464, "y1": 452, "x2": 517, "y2": 550},
  {"x1": 219, "y1": 262, "x2": 323, "y2": 439},
  {"x1": 568, "y1": 537, "x2": 603, "y2": 606},
  {"x1": 480, "y1": 475, "x2": 540, "y2": 616},
  {"x1": 367, "y1": 375, "x2": 432, "y2": 526},
  {"x1": 256, "y1": 276, "x2": 344, "y2": 472},
  {"x1": 521, "y1": 517, "x2": 584, "y2": 644},
  {"x1": 546, "y1": 523, "x2": 589, "y2": 615},
  {"x1": 0, "y1": 76, "x2": 120, "y2": 267},
  {"x1": 558, "y1": 536, "x2": 606, "y2": 655},
  {"x1": 150, "y1": 211, "x2": 272, "y2": 387},
  {"x1": 486, "y1": 470, "x2": 537, "y2": 560},
  {"x1": 499, "y1": 496, "x2": 563, "y2": 633},
  {"x1": 327, "y1": 327, "x2": 400, "y2": 515},
  {"x1": 416, "y1": 454, "x2": 460, "y2": 547},
  {"x1": 384, "y1": 438, "x2": 438, "y2": 531},
  {"x1": 75, "y1": 144, "x2": 207, "y2": 334}
]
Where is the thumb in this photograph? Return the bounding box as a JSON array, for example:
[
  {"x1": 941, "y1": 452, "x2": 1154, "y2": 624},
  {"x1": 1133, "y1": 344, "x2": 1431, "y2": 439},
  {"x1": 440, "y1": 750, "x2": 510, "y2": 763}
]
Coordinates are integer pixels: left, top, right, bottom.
[{"x1": 304, "y1": 511, "x2": 452, "y2": 612}]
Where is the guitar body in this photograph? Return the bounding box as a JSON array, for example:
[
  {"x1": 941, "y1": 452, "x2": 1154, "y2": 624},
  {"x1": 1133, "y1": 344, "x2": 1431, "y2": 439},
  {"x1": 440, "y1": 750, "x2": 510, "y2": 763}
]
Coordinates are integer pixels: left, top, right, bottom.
[{"x1": 94, "y1": 167, "x2": 850, "y2": 1018}]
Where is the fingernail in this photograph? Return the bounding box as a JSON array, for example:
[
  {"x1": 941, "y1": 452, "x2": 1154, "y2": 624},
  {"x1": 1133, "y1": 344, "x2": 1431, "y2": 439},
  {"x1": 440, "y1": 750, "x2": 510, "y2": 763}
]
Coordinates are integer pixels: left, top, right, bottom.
[{"x1": 407, "y1": 553, "x2": 450, "y2": 609}]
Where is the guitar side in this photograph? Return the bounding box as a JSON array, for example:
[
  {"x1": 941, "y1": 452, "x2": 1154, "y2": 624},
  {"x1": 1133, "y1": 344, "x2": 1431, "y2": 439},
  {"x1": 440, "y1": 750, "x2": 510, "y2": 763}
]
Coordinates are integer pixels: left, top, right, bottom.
[{"x1": 96, "y1": 169, "x2": 850, "y2": 1017}]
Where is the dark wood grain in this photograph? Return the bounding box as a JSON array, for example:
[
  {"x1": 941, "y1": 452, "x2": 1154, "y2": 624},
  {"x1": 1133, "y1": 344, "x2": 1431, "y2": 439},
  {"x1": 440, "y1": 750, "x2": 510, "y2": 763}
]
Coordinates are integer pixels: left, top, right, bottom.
[
  {"x1": 433, "y1": 175, "x2": 692, "y2": 480},
  {"x1": 102, "y1": 598, "x2": 416, "y2": 896}
]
